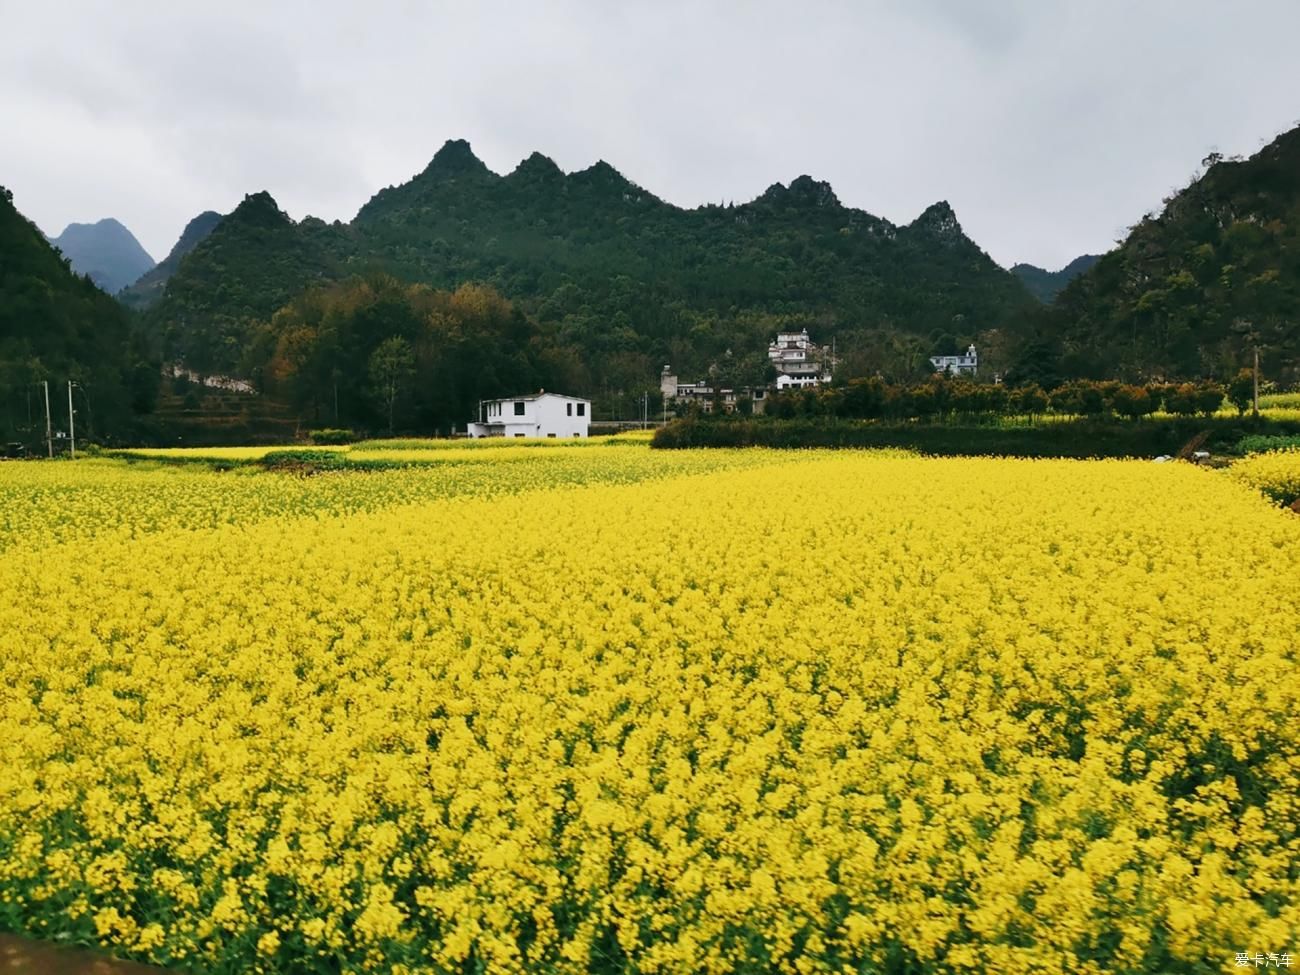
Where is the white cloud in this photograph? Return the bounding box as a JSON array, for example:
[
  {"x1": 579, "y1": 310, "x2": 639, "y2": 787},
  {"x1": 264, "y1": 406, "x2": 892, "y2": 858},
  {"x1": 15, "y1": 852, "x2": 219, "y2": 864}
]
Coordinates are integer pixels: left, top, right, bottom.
[{"x1": 2, "y1": 0, "x2": 1298, "y2": 268}]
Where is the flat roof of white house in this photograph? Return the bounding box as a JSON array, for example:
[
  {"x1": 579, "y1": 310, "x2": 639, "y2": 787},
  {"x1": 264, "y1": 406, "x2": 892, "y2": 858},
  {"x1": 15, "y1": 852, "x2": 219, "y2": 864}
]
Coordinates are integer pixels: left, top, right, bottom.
[{"x1": 479, "y1": 391, "x2": 590, "y2": 403}]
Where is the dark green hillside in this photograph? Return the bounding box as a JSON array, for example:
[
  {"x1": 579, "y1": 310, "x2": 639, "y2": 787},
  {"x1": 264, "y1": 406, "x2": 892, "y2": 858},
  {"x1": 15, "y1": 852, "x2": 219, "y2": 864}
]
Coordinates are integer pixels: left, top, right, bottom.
[
  {"x1": 248, "y1": 274, "x2": 558, "y2": 434},
  {"x1": 153, "y1": 139, "x2": 1036, "y2": 386},
  {"x1": 1011, "y1": 254, "x2": 1101, "y2": 302},
  {"x1": 147, "y1": 192, "x2": 355, "y2": 373},
  {"x1": 1037, "y1": 125, "x2": 1300, "y2": 383},
  {"x1": 147, "y1": 128, "x2": 1300, "y2": 401},
  {"x1": 0, "y1": 187, "x2": 156, "y2": 444},
  {"x1": 120, "y1": 209, "x2": 223, "y2": 309}
]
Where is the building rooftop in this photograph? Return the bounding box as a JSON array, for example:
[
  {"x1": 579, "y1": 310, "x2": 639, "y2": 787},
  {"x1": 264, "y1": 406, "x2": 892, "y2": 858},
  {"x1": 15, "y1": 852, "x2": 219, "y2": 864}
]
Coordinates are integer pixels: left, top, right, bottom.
[{"x1": 479, "y1": 391, "x2": 589, "y2": 404}]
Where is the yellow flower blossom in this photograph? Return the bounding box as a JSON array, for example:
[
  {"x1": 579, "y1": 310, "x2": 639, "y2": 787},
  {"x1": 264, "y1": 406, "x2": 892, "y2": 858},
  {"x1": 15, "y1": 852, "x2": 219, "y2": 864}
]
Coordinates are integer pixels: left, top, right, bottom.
[{"x1": 1, "y1": 445, "x2": 1297, "y2": 973}]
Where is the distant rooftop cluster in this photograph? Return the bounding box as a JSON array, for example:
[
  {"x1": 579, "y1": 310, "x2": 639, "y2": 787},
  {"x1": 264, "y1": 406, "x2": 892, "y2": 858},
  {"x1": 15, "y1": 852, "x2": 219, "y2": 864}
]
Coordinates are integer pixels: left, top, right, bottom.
[{"x1": 661, "y1": 329, "x2": 835, "y2": 414}]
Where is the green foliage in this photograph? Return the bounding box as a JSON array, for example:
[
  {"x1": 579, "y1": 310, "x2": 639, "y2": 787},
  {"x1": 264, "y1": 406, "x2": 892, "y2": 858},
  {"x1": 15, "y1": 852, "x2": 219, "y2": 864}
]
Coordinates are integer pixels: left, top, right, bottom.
[
  {"x1": 146, "y1": 193, "x2": 352, "y2": 375},
  {"x1": 1010, "y1": 255, "x2": 1101, "y2": 303},
  {"x1": 1009, "y1": 384, "x2": 1049, "y2": 417},
  {"x1": 1161, "y1": 383, "x2": 1201, "y2": 417},
  {"x1": 0, "y1": 186, "x2": 158, "y2": 447},
  {"x1": 1227, "y1": 369, "x2": 1256, "y2": 415},
  {"x1": 308, "y1": 428, "x2": 356, "y2": 445},
  {"x1": 765, "y1": 376, "x2": 1230, "y2": 427},
  {"x1": 1111, "y1": 385, "x2": 1159, "y2": 420},
  {"x1": 368, "y1": 335, "x2": 416, "y2": 434},
  {"x1": 654, "y1": 414, "x2": 1300, "y2": 457},
  {"x1": 120, "y1": 210, "x2": 223, "y2": 310},
  {"x1": 1048, "y1": 380, "x2": 1108, "y2": 416},
  {"x1": 1235, "y1": 434, "x2": 1300, "y2": 455},
  {"x1": 257, "y1": 448, "x2": 352, "y2": 472},
  {"x1": 148, "y1": 141, "x2": 1036, "y2": 405},
  {"x1": 1046, "y1": 128, "x2": 1300, "y2": 384},
  {"x1": 252, "y1": 275, "x2": 555, "y2": 435}
]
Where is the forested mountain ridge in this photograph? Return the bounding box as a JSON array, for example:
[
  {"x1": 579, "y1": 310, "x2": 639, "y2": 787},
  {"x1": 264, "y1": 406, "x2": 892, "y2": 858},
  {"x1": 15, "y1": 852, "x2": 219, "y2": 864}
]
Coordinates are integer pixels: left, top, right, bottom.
[
  {"x1": 150, "y1": 192, "x2": 354, "y2": 370},
  {"x1": 47, "y1": 217, "x2": 155, "y2": 294},
  {"x1": 120, "y1": 209, "x2": 223, "y2": 309},
  {"x1": 148, "y1": 139, "x2": 1037, "y2": 385},
  {"x1": 1011, "y1": 255, "x2": 1101, "y2": 302},
  {"x1": 0, "y1": 187, "x2": 156, "y2": 441},
  {"x1": 145, "y1": 126, "x2": 1300, "y2": 400},
  {"x1": 1032, "y1": 125, "x2": 1300, "y2": 383}
]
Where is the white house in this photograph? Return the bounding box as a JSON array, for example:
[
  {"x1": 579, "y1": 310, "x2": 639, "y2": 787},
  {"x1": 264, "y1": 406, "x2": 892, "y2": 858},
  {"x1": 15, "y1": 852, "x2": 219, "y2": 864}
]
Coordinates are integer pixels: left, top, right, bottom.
[
  {"x1": 467, "y1": 392, "x2": 590, "y2": 438},
  {"x1": 930, "y1": 345, "x2": 978, "y2": 376},
  {"x1": 768, "y1": 329, "x2": 833, "y2": 387},
  {"x1": 774, "y1": 373, "x2": 822, "y2": 391},
  {"x1": 658, "y1": 329, "x2": 834, "y2": 416}
]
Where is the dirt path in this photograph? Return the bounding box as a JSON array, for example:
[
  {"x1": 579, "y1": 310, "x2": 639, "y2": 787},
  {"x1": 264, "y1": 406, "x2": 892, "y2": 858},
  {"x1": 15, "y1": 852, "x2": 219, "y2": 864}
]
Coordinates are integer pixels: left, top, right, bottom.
[{"x1": 0, "y1": 935, "x2": 174, "y2": 974}]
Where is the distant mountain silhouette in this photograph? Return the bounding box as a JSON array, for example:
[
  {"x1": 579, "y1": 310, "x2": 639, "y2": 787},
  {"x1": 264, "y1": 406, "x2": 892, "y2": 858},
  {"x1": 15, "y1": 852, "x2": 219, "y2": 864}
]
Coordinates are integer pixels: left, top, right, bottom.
[
  {"x1": 121, "y1": 210, "x2": 223, "y2": 309},
  {"x1": 149, "y1": 138, "x2": 1035, "y2": 378},
  {"x1": 1011, "y1": 255, "x2": 1101, "y2": 302},
  {"x1": 47, "y1": 218, "x2": 154, "y2": 294}
]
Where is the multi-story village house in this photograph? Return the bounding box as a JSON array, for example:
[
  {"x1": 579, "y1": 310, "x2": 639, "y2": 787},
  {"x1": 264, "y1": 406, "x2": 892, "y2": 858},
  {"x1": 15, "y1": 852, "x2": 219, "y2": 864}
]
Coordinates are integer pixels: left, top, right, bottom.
[{"x1": 661, "y1": 329, "x2": 835, "y2": 414}]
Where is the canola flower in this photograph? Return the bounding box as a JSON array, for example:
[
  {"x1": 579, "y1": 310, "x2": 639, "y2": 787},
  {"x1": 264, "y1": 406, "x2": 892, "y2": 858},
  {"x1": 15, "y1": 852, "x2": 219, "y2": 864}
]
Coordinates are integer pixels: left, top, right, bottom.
[
  {"x1": 111, "y1": 445, "x2": 352, "y2": 462},
  {"x1": 111, "y1": 431, "x2": 657, "y2": 465},
  {"x1": 350, "y1": 431, "x2": 658, "y2": 451},
  {"x1": 0, "y1": 448, "x2": 783, "y2": 554},
  {"x1": 1228, "y1": 447, "x2": 1300, "y2": 506},
  {"x1": 1, "y1": 450, "x2": 1298, "y2": 974}
]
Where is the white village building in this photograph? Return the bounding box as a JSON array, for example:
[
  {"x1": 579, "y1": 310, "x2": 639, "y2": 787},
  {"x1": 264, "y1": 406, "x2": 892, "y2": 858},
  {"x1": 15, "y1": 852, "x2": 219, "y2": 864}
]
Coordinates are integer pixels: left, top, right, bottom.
[
  {"x1": 467, "y1": 392, "x2": 590, "y2": 438},
  {"x1": 929, "y1": 345, "x2": 978, "y2": 377},
  {"x1": 659, "y1": 368, "x2": 769, "y2": 413},
  {"x1": 659, "y1": 329, "x2": 835, "y2": 415},
  {"x1": 769, "y1": 329, "x2": 833, "y2": 389}
]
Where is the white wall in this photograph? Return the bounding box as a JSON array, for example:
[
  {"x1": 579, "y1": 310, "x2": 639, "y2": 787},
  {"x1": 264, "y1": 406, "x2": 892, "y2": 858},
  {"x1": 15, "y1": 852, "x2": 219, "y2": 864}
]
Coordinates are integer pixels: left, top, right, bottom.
[
  {"x1": 469, "y1": 394, "x2": 590, "y2": 437},
  {"x1": 531, "y1": 395, "x2": 589, "y2": 437}
]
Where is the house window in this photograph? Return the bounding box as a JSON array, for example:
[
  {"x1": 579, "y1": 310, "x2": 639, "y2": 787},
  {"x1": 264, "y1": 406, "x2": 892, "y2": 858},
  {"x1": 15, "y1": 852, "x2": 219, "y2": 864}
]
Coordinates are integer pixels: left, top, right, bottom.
[
  {"x1": 567, "y1": 403, "x2": 573, "y2": 416},
  {"x1": 576, "y1": 403, "x2": 585, "y2": 416},
  {"x1": 515, "y1": 432, "x2": 525, "y2": 437},
  {"x1": 548, "y1": 433, "x2": 557, "y2": 438},
  {"x1": 514, "y1": 401, "x2": 525, "y2": 416}
]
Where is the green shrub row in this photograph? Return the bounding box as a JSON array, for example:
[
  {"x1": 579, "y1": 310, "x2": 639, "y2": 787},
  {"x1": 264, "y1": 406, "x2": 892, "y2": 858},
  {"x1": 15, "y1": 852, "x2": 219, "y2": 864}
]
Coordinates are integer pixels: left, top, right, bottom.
[
  {"x1": 653, "y1": 416, "x2": 1300, "y2": 458},
  {"x1": 1235, "y1": 434, "x2": 1300, "y2": 455},
  {"x1": 762, "y1": 376, "x2": 1248, "y2": 422},
  {"x1": 256, "y1": 449, "x2": 405, "y2": 473},
  {"x1": 307, "y1": 428, "x2": 357, "y2": 445}
]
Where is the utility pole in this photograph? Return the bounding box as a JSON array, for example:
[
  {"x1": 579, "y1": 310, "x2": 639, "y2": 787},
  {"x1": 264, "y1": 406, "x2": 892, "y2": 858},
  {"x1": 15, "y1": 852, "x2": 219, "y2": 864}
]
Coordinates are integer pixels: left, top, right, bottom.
[
  {"x1": 67, "y1": 380, "x2": 76, "y2": 459},
  {"x1": 1253, "y1": 344, "x2": 1260, "y2": 417},
  {"x1": 42, "y1": 380, "x2": 52, "y2": 458}
]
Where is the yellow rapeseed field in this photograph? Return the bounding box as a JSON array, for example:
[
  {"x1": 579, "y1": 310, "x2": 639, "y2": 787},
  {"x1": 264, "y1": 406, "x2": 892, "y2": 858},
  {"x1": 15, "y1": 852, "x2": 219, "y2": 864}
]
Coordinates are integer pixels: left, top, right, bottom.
[
  {"x1": 1, "y1": 447, "x2": 1297, "y2": 974},
  {"x1": 1228, "y1": 448, "x2": 1300, "y2": 506}
]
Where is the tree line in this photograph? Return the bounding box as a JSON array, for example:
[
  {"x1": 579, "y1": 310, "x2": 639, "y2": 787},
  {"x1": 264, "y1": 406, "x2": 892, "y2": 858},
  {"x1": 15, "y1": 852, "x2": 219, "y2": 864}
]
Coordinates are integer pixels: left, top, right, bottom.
[
  {"x1": 758, "y1": 373, "x2": 1258, "y2": 422},
  {"x1": 245, "y1": 274, "x2": 590, "y2": 435}
]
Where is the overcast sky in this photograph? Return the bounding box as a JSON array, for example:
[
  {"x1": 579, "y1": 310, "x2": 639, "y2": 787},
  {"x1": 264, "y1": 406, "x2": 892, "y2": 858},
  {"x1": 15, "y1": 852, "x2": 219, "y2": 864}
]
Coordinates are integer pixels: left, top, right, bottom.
[{"x1": 3, "y1": 0, "x2": 1299, "y2": 270}]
